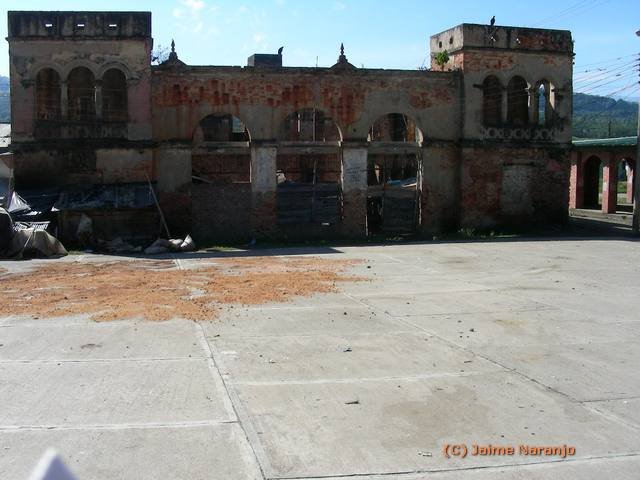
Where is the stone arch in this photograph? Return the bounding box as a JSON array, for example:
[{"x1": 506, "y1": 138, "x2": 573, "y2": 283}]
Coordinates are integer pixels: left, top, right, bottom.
[
  {"x1": 366, "y1": 112, "x2": 422, "y2": 235},
  {"x1": 582, "y1": 155, "x2": 603, "y2": 209},
  {"x1": 61, "y1": 60, "x2": 99, "y2": 81},
  {"x1": 279, "y1": 108, "x2": 342, "y2": 142},
  {"x1": 507, "y1": 75, "x2": 529, "y2": 126},
  {"x1": 35, "y1": 68, "x2": 61, "y2": 120},
  {"x1": 193, "y1": 113, "x2": 251, "y2": 143},
  {"x1": 67, "y1": 66, "x2": 96, "y2": 121},
  {"x1": 368, "y1": 113, "x2": 424, "y2": 143},
  {"x1": 190, "y1": 112, "x2": 253, "y2": 240},
  {"x1": 534, "y1": 79, "x2": 554, "y2": 126},
  {"x1": 102, "y1": 68, "x2": 128, "y2": 122},
  {"x1": 482, "y1": 75, "x2": 503, "y2": 126},
  {"x1": 97, "y1": 62, "x2": 133, "y2": 81}
]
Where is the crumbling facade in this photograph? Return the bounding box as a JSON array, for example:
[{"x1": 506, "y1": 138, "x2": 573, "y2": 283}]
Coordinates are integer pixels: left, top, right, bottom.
[{"x1": 7, "y1": 12, "x2": 574, "y2": 242}]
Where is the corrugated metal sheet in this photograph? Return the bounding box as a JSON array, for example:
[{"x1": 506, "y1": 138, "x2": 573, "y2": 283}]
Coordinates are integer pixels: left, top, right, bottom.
[{"x1": 573, "y1": 136, "x2": 637, "y2": 149}]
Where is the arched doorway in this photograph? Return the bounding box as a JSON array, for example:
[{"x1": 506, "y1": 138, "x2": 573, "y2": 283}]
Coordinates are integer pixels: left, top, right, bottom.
[
  {"x1": 35, "y1": 68, "x2": 61, "y2": 120},
  {"x1": 583, "y1": 156, "x2": 602, "y2": 209},
  {"x1": 102, "y1": 68, "x2": 128, "y2": 122},
  {"x1": 191, "y1": 113, "x2": 251, "y2": 241},
  {"x1": 482, "y1": 75, "x2": 502, "y2": 126},
  {"x1": 367, "y1": 113, "x2": 423, "y2": 235},
  {"x1": 67, "y1": 67, "x2": 96, "y2": 121},
  {"x1": 507, "y1": 76, "x2": 529, "y2": 126},
  {"x1": 276, "y1": 108, "x2": 342, "y2": 227}
]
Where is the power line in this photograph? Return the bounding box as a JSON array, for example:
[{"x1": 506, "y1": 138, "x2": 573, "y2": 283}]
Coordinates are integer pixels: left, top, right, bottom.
[
  {"x1": 532, "y1": 0, "x2": 610, "y2": 27},
  {"x1": 574, "y1": 59, "x2": 640, "y2": 84},
  {"x1": 574, "y1": 52, "x2": 639, "y2": 70}
]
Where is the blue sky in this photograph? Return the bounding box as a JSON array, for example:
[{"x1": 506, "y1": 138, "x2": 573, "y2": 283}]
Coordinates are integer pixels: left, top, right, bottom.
[{"x1": 1, "y1": 0, "x2": 638, "y2": 99}]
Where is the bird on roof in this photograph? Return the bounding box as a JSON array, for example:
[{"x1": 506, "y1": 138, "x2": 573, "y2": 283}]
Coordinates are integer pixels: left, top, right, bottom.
[
  {"x1": 278, "y1": 46, "x2": 284, "y2": 55},
  {"x1": 490, "y1": 16, "x2": 495, "y2": 26}
]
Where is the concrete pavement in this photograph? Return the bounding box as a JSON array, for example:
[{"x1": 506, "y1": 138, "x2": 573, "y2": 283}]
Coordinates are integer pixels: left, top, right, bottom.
[{"x1": 1, "y1": 238, "x2": 639, "y2": 479}]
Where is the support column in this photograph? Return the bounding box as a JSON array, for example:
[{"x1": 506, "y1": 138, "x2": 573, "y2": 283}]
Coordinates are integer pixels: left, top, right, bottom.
[
  {"x1": 528, "y1": 88, "x2": 537, "y2": 124},
  {"x1": 341, "y1": 144, "x2": 368, "y2": 238},
  {"x1": 250, "y1": 144, "x2": 277, "y2": 238},
  {"x1": 627, "y1": 159, "x2": 634, "y2": 204},
  {"x1": 155, "y1": 146, "x2": 192, "y2": 236},
  {"x1": 501, "y1": 88, "x2": 508, "y2": 123},
  {"x1": 569, "y1": 151, "x2": 583, "y2": 209},
  {"x1": 95, "y1": 80, "x2": 103, "y2": 120},
  {"x1": 602, "y1": 156, "x2": 617, "y2": 214},
  {"x1": 60, "y1": 81, "x2": 68, "y2": 119}
]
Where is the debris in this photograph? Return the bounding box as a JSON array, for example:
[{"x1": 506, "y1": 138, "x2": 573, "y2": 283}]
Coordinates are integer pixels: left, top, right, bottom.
[
  {"x1": 99, "y1": 237, "x2": 142, "y2": 254},
  {"x1": 1, "y1": 208, "x2": 67, "y2": 259},
  {"x1": 418, "y1": 451, "x2": 432, "y2": 457},
  {"x1": 343, "y1": 346, "x2": 352, "y2": 352},
  {"x1": 345, "y1": 399, "x2": 360, "y2": 405},
  {"x1": 76, "y1": 213, "x2": 93, "y2": 246},
  {"x1": 144, "y1": 235, "x2": 196, "y2": 255}
]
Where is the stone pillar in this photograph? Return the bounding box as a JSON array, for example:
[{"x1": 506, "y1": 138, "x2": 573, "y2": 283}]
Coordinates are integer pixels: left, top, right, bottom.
[
  {"x1": 528, "y1": 88, "x2": 537, "y2": 124},
  {"x1": 341, "y1": 144, "x2": 368, "y2": 238},
  {"x1": 250, "y1": 144, "x2": 277, "y2": 238},
  {"x1": 569, "y1": 151, "x2": 583, "y2": 209},
  {"x1": 422, "y1": 142, "x2": 460, "y2": 234},
  {"x1": 627, "y1": 160, "x2": 634, "y2": 204},
  {"x1": 95, "y1": 80, "x2": 103, "y2": 120},
  {"x1": 501, "y1": 88, "x2": 508, "y2": 123},
  {"x1": 155, "y1": 146, "x2": 192, "y2": 236},
  {"x1": 60, "y1": 81, "x2": 68, "y2": 119},
  {"x1": 602, "y1": 156, "x2": 617, "y2": 214}
]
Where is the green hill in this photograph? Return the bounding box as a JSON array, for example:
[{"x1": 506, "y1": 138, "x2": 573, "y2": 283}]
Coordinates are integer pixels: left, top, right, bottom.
[
  {"x1": 573, "y1": 92, "x2": 638, "y2": 139},
  {"x1": 0, "y1": 75, "x2": 636, "y2": 138}
]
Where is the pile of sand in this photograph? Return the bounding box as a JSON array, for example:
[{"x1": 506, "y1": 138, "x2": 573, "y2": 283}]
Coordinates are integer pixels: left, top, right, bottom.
[{"x1": 0, "y1": 257, "x2": 362, "y2": 322}]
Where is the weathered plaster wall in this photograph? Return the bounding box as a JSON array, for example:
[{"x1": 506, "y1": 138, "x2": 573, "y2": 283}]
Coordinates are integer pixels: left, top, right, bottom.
[{"x1": 151, "y1": 68, "x2": 460, "y2": 142}]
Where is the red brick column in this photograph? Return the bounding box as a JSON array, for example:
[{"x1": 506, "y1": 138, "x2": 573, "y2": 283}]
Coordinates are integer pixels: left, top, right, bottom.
[
  {"x1": 569, "y1": 152, "x2": 583, "y2": 209},
  {"x1": 602, "y1": 157, "x2": 617, "y2": 214}
]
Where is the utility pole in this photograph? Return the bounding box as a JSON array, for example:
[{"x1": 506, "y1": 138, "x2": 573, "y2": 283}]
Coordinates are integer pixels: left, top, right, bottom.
[{"x1": 634, "y1": 39, "x2": 640, "y2": 235}]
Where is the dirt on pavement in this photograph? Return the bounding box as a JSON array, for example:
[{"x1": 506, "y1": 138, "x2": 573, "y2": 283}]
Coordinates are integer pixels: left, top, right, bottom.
[{"x1": 0, "y1": 256, "x2": 363, "y2": 322}]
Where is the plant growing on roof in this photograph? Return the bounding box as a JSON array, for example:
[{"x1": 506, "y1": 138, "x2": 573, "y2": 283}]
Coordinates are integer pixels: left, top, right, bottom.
[{"x1": 434, "y1": 50, "x2": 450, "y2": 69}]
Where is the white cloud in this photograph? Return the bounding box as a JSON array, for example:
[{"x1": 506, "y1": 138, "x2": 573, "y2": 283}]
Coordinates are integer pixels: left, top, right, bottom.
[
  {"x1": 173, "y1": 8, "x2": 184, "y2": 19},
  {"x1": 182, "y1": 0, "x2": 206, "y2": 12},
  {"x1": 333, "y1": 1, "x2": 346, "y2": 10}
]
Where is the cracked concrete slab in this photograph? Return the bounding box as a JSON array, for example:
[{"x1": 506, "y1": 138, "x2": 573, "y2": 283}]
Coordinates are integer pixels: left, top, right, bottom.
[
  {"x1": 1, "y1": 239, "x2": 639, "y2": 479},
  {"x1": 0, "y1": 358, "x2": 235, "y2": 427},
  {"x1": 212, "y1": 332, "x2": 498, "y2": 383},
  {"x1": 234, "y1": 371, "x2": 640, "y2": 478},
  {"x1": 0, "y1": 424, "x2": 262, "y2": 480}
]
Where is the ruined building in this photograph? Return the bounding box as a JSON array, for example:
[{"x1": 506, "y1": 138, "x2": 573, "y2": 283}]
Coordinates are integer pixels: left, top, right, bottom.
[{"x1": 7, "y1": 11, "x2": 573, "y2": 242}]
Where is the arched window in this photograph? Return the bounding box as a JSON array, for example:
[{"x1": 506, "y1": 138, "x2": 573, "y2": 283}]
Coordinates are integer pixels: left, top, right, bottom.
[
  {"x1": 35, "y1": 68, "x2": 61, "y2": 120},
  {"x1": 482, "y1": 76, "x2": 502, "y2": 126},
  {"x1": 282, "y1": 108, "x2": 341, "y2": 142},
  {"x1": 193, "y1": 114, "x2": 250, "y2": 142},
  {"x1": 102, "y1": 68, "x2": 128, "y2": 122},
  {"x1": 583, "y1": 156, "x2": 603, "y2": 209},
  {"x1": 507, "y1": 76, "x2": 529, "y2": 126},
  {"x1": 67, "y1": 67, "x2": 96, "y2": 121},
  {"x1": 536, "y1": 80, "x2": 553, "y2": 126},
  {"x1": 368, "y1": 113, "x2": 422, "y2": 142}
]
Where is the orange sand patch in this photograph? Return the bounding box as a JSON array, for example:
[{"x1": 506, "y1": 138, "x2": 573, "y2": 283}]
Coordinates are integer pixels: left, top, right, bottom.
[{"x1": 0, "y1": 257, "x2": 362, "y2": 322}]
